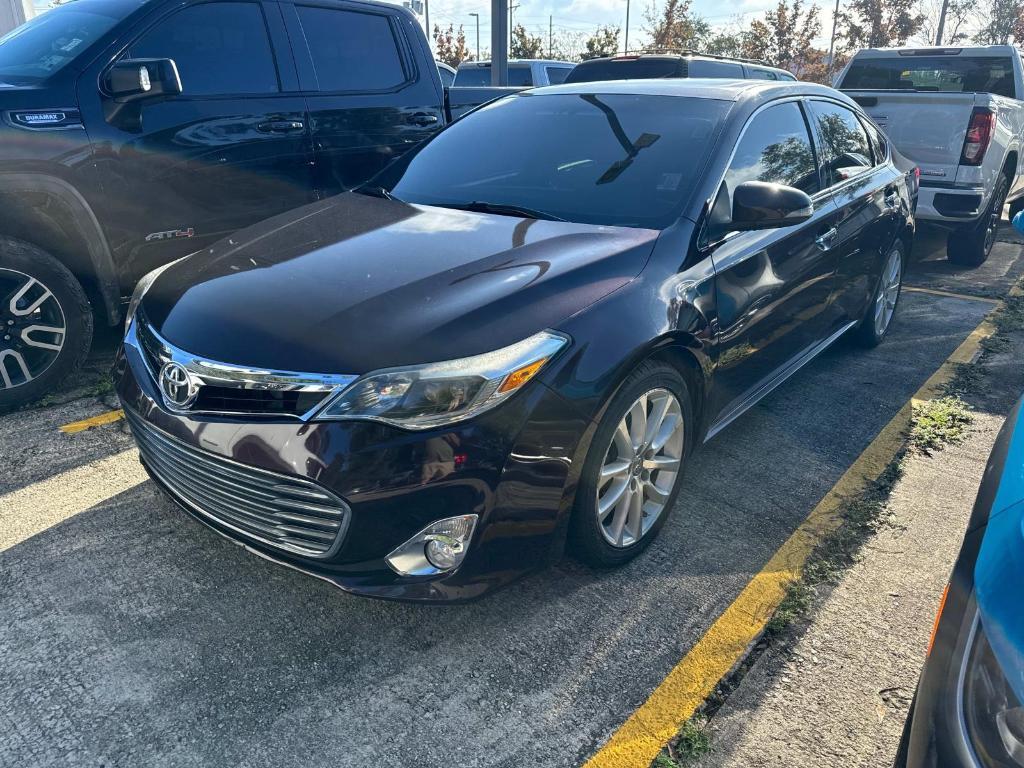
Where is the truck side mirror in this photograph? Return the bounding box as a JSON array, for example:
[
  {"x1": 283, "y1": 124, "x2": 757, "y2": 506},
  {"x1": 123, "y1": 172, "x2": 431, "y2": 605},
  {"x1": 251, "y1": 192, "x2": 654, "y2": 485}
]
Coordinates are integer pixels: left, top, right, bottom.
[{"x1": 105, "y1": 59, "x2": 182, "y2": 103}]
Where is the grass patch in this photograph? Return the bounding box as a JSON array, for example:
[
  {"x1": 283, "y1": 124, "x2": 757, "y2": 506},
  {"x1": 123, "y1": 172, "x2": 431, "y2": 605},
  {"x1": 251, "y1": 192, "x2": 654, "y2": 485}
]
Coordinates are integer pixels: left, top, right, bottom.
[
  {"x1": 910, "y1": 396, "x2": 973, "y2": 453},
  {"x1": 655, "y1": 717, "x2": 712, "y2": 767}
]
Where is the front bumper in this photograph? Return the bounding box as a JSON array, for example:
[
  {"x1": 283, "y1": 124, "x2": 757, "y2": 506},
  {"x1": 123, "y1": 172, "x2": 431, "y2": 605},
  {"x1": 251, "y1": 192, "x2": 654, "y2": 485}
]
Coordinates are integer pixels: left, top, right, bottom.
[{"x1": 113, "y1": 339, "x2": 591, "y2": 603}]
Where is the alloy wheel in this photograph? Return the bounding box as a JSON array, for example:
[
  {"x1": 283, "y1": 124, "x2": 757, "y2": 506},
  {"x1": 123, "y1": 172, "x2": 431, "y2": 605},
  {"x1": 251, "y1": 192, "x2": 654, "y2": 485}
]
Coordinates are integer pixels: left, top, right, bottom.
[
  {"x1": 874, "y1": 248, "x2": 902, "y2": 338},
  {"x1": 596, "y1": 388, "x2": 685, "y2": 548},
  {"x1": 0, "y1": 268, "x2": 67, "y2": 390}
]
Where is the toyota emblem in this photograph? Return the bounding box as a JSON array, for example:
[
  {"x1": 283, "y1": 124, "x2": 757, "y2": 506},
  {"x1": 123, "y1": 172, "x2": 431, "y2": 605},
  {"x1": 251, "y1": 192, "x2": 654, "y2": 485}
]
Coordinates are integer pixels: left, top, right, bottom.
[{"x1": 159, "y1": 361, "x2": 198, "y2": 409}]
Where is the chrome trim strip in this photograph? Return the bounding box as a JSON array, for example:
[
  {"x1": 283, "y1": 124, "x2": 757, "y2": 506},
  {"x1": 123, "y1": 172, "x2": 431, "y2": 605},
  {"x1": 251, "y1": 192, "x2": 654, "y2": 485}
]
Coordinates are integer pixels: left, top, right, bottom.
[
  {"x1": 704, "y1": 320, "x2": 857, "y2": 442},
  {"x1": 124, "y1": 317, "x2": 357, "y2": 420}
]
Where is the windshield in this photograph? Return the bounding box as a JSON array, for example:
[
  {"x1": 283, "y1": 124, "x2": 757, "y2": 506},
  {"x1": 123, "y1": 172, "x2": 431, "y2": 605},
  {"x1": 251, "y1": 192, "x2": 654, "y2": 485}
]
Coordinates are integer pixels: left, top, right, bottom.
[
  {"x1": 0, "y1": 1, "x2": 124, "y2": 85},
  {"x1": 369, "y1": 92, "x2": 729, "y2": 230},
  {"x1": 454, "y1": 65, "x2": 533, "y2": 87},
  {"x1": 840, "y1": 56, "x2": 1016, "y2": 97}
]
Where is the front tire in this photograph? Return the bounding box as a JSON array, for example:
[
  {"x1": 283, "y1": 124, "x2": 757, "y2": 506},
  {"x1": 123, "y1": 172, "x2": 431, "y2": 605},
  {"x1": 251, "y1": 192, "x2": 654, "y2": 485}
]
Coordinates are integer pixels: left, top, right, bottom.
[
  {"x1": 853, "y1": 242, "x2": 904, "y2": 348},
  {"x1": 569, "y1": 361, "x2": 693, "y2": 567},
  {"x1": 948, "y1": 174, "x2": 1009, "y2": 267},
  {"x1": 0, "y1": 236, "x2": 93, "y2": 413}
]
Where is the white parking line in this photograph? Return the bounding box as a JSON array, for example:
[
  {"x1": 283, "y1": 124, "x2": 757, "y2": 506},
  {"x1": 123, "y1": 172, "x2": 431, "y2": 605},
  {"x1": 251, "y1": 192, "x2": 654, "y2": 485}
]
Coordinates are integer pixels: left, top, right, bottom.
[{"x1": 0, "y1": 449, "x2": 147, "y2": 552}]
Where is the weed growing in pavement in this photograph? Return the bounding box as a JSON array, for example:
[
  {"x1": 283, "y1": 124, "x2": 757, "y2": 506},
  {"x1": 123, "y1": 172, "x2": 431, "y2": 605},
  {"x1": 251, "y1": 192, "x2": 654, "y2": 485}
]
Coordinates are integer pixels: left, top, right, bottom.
[
  {"x1": 911, "y1": 396, "x2": 974, "y2": 454},
  {"x1": 655, "y1": 717, "x2": 712, "y2": 767},
  {"x1": 945, "y1": 362, "x2": 987, "y2": 397}
]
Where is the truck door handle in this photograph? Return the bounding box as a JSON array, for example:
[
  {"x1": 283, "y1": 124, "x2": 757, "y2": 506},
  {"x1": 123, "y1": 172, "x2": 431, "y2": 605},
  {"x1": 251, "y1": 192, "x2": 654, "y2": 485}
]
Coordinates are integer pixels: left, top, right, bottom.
[
  {"x1": 257, "y1": 120, "x2": 304, "y2": 133},
  {"x1": 815, "y1": 227, "x2": 839, "y2": 252},
  {"x1": 409, "y1": 113, "x2": 439, "y2": 126}
]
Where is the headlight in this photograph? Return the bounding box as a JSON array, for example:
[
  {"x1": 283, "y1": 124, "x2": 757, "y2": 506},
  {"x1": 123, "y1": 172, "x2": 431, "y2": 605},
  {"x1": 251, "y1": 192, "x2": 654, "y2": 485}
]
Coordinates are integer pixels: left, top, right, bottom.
[
  {"x1": 964, "y1": 620, "x2": 1024, "y2": 766},
  {"x1": 314, "y1": 330, "x2": 568, "y2": 429},
  {"x1": 124, "y1": 259, "x2": 181, "y2": 332}
]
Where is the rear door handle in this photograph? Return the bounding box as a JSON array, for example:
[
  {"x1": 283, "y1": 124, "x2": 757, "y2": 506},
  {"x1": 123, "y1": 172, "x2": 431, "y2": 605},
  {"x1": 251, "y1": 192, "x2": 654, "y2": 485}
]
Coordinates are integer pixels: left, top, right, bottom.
[
  {"x1": 257, "y1": 120, "x2": 305, "y2": 133},
  {"x1": 408, "y1": 112, "x2": 439, "y2": 126},
  {"x1": 815, "y1": 227, "x2": 839, "y2": 252}
]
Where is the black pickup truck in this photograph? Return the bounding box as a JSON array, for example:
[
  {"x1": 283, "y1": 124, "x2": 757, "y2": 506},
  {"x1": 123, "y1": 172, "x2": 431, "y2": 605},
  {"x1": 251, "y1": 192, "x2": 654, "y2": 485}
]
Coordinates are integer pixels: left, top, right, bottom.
[{"x1": 0, "y1": 0, "x2": 508, "y2": 409}]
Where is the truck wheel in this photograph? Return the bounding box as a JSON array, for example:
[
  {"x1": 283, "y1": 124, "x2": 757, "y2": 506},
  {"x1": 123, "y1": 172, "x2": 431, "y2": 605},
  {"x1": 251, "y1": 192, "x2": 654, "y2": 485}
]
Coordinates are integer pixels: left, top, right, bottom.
[
  {"x1": 0, "y1": 236, "x2": 93, "y2": 413},
  {"x1": 948, "y1": 174, "x2": 1009, "y2": 267}
]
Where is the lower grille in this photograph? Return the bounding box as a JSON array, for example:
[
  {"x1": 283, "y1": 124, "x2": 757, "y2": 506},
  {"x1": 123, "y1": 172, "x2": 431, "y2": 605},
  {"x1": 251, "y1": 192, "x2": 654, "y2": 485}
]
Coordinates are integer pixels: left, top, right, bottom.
[{"x1": 125, "y1": 409, "x2": 349, "y2": 558}]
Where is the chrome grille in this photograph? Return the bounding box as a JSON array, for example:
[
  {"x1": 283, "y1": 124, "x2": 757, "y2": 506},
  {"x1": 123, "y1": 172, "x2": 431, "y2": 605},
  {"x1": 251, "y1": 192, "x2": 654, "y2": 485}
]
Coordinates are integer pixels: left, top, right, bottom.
[{"x1": 125, "y1": 409, "x2": 349, "y2": 558}]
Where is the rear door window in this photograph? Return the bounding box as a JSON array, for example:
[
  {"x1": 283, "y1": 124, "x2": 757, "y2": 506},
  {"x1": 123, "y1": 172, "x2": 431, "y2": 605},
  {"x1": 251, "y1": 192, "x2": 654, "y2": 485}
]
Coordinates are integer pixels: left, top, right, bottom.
[
  {"x1": 129, "y1": 2, "x2": 279, "y2": 95},
  {"x1": 723, "y1": 101, "x2": 820, "y2": 195},
  {"x1": 807, "y1": 101, "x2": 874, "y2": 187},
  {"x1": 545, "y1": 66, "x2": 570, "y2": 84},
  {"x1": 295, "y1": 6, "x2": 407, "y2": 92},
  {"x1": 688, "y1": 59, "x2": 744, "y2": 78},
  {"x1": 454, "y1": 65, "x2": 533, "y2": 86},
  {"x1": 840, "y1": 56, "x2": 1016, "y2": 98}
]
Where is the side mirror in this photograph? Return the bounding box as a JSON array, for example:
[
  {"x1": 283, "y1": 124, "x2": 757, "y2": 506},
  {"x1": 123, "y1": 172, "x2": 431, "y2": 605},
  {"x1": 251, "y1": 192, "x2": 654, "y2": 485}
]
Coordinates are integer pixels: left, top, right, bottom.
[
  {"x1": 731, "y1": 181, "x2": 813, "y2": 231},
  {"x1": 105, "y1": 58, "x2": 182, "y2": 103}
]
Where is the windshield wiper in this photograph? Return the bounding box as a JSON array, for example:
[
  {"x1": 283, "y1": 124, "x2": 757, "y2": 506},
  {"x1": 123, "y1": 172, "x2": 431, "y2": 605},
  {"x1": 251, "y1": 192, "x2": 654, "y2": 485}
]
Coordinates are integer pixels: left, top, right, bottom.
[
  {"x1": 440, "y1": 201, "x2": 565, "y2": 221},
  {"x1": 354, "y1": 185, "x2": 402, "y2": 202}
]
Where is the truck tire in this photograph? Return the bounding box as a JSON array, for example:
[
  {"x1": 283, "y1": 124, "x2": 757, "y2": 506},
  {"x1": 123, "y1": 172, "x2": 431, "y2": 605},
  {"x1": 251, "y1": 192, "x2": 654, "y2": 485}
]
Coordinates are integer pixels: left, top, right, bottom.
[
  {"x1": 947, "y1": 174, "x2": 1009, "y2": 267},
  {"x1": 0, "y1": 236, "x2": 93, "y2": 413}
]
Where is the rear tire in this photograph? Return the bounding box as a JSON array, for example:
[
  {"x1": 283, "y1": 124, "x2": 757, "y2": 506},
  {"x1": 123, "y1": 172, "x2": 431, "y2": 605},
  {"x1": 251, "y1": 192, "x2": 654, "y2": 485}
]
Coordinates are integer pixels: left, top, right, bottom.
[
  {"x1": 0, "y1": 236, "x2": 93, "y2": 413},
  {"x1": 569, "y1": 361, "x2": 693, "y2": 567},
  {"x1": 853, "y1": 242, "x2": 904, "y2": 348},
  {"x1": 947, "y1": 174, "x2": 1008, "y2": 267}
]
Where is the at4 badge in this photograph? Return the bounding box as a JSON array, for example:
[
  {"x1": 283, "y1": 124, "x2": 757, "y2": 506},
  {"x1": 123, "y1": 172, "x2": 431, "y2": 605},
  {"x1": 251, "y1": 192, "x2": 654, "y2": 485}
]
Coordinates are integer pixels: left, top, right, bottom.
[{"x1": 145, "y1": 227, "x2": 195, "y2": 242}]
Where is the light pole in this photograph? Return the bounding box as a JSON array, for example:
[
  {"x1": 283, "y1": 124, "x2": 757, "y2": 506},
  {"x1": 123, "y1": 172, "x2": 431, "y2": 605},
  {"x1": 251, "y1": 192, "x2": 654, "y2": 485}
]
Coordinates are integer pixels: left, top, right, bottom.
[
  {"x1": 470, "y1": 12, "x2": 480, "y2": 60},
  {"x1": 624, "y1": 0, "x2": 630, "y2": 53},
  {"x1": 425, "y1": 0, "x2": 430, "y2": 44}
]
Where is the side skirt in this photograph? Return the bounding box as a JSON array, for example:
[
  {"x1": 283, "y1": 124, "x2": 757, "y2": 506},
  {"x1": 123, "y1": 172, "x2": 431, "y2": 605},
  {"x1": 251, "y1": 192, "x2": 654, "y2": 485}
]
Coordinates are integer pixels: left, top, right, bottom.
[{"x1": 703, "y1": 320, "x2": 857, "y2": 443}]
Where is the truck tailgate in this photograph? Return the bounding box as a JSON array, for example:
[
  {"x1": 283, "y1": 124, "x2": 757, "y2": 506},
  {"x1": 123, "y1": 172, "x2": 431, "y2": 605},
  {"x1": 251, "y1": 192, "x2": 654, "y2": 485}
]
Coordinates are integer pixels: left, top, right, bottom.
[{"x1": 845, "y1": 91, "x2": 977, "y2": 183}]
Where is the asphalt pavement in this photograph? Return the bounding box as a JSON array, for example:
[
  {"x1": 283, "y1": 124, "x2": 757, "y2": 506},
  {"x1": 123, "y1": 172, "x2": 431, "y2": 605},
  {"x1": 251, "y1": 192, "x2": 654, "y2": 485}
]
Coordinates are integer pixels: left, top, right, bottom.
[{"x1": 0, "y1": 227, "x2": 1014, "y2": 768}]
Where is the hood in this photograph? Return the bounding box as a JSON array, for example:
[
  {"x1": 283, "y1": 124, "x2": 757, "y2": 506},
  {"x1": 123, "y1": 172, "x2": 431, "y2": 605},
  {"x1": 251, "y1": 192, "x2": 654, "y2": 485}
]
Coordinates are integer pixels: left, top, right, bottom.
[{"x1": 143, "y1": 193, "x2": 659, "y2": 374}]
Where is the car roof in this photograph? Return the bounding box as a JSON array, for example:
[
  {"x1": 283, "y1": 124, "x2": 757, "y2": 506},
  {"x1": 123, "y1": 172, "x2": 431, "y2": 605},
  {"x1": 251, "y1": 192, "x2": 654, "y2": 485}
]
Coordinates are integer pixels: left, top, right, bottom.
[
  {"x1": 456, "y1": 59, "x2": 575, "y2": 68},
  {"x1": 529, "y1": 78, "x2": 848, "y2": 104},
  {"x1": 850, "y1": 45, "x2": 1019, "y2": 57}
]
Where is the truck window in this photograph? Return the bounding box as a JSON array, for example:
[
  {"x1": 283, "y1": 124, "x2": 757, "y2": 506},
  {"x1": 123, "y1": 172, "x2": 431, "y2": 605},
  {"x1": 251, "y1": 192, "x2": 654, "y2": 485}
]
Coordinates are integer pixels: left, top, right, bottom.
[
  {"x1": 129, "y1": 2, "x2": 279, "y2": 95},
  {"x1": 808, "y1": 101, "x2": 873, "y2": 187},
  {"x1": 840, "y1": 56, "x2": 1016, "y2": 99},
  {"x1": 295, "y1": 6, "x2": 407, "y2": 92},
  {"x1": 746, "y1": 67, "x2": 779, "y2": 80},
  {"x1": 688, "y1": 59, "x2": 744, "y2": 78},
  {"x1": 454, "y1": 65, "x2": 533, "y2": 86},
  {"x1": 546, "y1": 66, "x2": 570, "y2": 84},
  {"x1": 724, "y1": 102, "x2": 819, "y2": 196},
  {"x1": 0, "y1": 1, "x2": 122, "y2": 85}
]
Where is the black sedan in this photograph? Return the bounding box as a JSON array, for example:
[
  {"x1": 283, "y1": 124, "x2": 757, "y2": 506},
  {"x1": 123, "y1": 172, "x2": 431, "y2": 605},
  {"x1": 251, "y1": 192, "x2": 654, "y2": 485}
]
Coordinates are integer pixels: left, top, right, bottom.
[{"x1": 114, "y1": 80, "x2": 915, "y2": 602}]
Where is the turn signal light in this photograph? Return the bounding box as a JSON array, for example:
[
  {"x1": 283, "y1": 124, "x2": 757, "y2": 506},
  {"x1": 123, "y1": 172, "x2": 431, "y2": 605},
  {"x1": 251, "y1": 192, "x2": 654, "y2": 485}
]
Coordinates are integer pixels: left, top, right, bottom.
[{"x1": 497, "y1": 358, "x2": 548, "y2": 394}]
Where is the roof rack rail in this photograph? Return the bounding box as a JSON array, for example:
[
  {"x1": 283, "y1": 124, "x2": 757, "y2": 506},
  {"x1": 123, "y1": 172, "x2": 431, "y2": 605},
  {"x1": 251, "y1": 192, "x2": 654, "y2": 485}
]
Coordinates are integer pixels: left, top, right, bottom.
[{"x1": 606, "y1": 47, "x2": 769, "y2": 66}]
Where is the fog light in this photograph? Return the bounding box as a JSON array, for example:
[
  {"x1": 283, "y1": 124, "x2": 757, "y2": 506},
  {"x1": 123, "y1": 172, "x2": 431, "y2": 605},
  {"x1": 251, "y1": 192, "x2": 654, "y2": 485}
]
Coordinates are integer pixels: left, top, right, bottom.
[{"x1": 386, "y1": 515, "x2": 478, "y2": 577}]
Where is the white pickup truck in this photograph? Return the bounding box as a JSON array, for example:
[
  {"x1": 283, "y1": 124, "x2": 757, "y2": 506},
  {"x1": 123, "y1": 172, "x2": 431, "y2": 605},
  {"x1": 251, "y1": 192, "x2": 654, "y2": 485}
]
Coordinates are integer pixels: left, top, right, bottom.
[{"x1": 837, "y1": 45, "x2": 1024, "y2": 266}]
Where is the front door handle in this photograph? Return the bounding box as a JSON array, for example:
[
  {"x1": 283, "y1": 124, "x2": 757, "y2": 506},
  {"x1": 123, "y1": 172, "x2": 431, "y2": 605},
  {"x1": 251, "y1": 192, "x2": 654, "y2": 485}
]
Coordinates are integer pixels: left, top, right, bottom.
[
  {"x1": 257, "y1": 120, "x2": 305, "y2": 133},
  {"x1": 408, "y1": 112, "x2": 439, "y2": 126},
  {"x1": 815, "y1": 227, "x2": 839, "y2": 252}
]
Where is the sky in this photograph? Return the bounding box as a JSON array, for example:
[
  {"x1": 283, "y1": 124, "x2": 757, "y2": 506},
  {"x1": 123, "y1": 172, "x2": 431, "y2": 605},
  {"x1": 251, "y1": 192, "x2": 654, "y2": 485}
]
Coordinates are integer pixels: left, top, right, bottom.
[{"x1": 398, "y1": 0, "x2": 841, "y2": 55}]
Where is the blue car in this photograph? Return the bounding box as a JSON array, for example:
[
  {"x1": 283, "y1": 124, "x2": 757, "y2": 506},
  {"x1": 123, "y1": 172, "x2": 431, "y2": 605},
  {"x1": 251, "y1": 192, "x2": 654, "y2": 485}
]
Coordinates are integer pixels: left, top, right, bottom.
[{"x1": 897, "y1": 395, "x2": 1024, "y2": 766}]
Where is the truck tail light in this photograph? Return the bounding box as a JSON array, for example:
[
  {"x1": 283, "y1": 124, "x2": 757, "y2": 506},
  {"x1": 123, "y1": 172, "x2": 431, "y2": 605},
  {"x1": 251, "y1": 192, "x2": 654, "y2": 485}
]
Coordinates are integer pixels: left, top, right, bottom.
[{"x1": 961, "y1": 108, "x2": 996, "y2": 166}]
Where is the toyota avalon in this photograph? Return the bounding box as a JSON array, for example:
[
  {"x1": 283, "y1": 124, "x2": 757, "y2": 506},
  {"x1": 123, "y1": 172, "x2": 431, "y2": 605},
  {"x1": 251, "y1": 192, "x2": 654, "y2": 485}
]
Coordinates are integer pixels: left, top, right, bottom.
[{"x1": 114, "y1": 80, "x2": 915, "y2": 602}]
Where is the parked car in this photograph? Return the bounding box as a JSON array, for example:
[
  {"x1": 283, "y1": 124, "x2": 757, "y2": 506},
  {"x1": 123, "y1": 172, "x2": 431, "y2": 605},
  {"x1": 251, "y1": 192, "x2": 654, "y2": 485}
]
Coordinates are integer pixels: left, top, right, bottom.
[
  {"x1": 895, "y1": 393, "x2": 1024, "y2": 767},
  {"x1": 453, "y1": 58, "x2": 575, "y2": 87},
  {"x1": 0, "y1": 0, "x2": 509, "y2": 412},
  {"x1": 565, "y1": 51, "x2": 798, "y2": 84},
  {"x1": 436, "y1": 60, "x2": 456, "y2": 87},
  {"x1": 114, "y1": 79, "x2": 915, "y2": 603},
  {"x1": 837, "y1": 45, "x2": 1024, "y2": 266}
]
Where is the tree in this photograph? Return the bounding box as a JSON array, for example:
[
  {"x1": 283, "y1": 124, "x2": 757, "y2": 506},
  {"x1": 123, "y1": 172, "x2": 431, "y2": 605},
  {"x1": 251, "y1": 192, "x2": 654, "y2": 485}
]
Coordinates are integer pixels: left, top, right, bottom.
[
  {"x1": 740, "y1": 1, "x2": 821, "y2": 71},
  {"x1": 835, "y1": 0, "x2": 925, "y2": 49},
  {"x1": 974, "y1": 0, "x2": 1024, "y2": 43},
  {"x1": 583, "y1": 25, "x2": 621, "y2": 58},
  {"x1": 645, "y1": 0, "x2": 711, "y2": 51},
  {"x1": 511, "y1": 24, "x2": 545, "y2": 58},
  {"x1": 549, "y1": 29, "x2": 589, "y2": 61},
  {"x1": 916, "y1": 0, "x2": 972, "y2": 44},
  {"x1": 433, "y1": 24, "x2": 472, "y2": 67}
]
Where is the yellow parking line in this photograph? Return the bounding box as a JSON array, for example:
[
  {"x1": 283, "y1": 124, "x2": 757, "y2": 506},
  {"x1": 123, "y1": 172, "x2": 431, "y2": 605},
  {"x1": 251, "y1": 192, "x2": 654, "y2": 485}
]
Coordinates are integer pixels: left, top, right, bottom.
[
  {"x1": 0, "y1": 449, "x2": 147, "y2": 552},
  {"x1": 59, "y1": 409, "x2": 125, "y2": 434},
  {"x1": 583, "y1": 301, "x2": 1004, "y2": 768},
  {"x1": 902, "y1": 285, "x2": 1001, "y2": 304}
]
